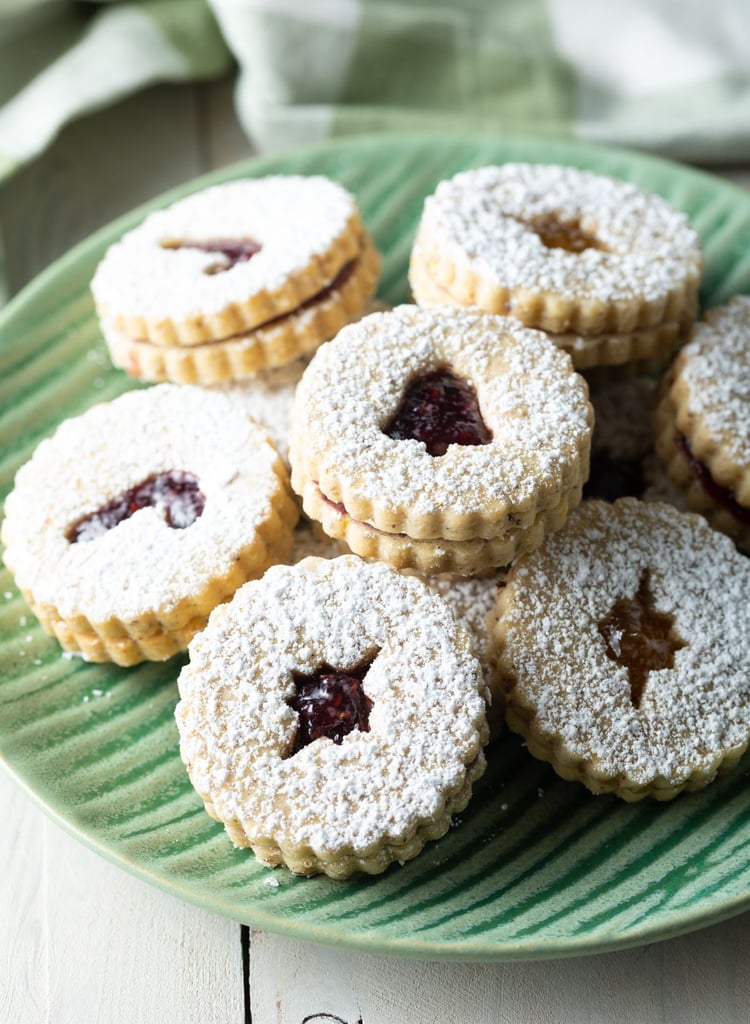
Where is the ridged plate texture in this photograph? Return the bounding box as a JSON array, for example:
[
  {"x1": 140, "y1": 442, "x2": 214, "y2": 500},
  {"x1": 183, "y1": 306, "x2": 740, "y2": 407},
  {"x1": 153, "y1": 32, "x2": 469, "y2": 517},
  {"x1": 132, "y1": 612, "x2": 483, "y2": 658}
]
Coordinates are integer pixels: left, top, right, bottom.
[{"x1": 2, "y1": 136, "x2": 750, "y2": 961}]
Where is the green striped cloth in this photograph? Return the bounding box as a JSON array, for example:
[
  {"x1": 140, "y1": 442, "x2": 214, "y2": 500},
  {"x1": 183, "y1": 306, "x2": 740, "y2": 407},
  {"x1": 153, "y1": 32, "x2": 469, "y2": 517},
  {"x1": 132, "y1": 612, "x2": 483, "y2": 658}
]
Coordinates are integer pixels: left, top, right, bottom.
[{"x1": 2, "y1": 0, "x2": 750, "y2": 180}]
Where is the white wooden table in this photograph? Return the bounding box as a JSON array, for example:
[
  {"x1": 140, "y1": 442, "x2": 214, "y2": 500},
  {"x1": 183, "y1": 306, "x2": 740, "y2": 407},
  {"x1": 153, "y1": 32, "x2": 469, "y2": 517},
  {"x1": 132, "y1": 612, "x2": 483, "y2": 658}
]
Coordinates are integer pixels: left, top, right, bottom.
[{"x1": 2, "y1": 79, "x2": 750, "y2": 1024}]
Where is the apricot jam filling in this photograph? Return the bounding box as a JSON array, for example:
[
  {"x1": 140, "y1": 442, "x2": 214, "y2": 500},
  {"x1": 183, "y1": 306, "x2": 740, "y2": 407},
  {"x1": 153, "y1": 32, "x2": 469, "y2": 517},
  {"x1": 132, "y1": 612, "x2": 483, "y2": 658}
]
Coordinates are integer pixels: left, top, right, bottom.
[
  {"x1": 524, "y1": 214, "x2": 607, "y2": 254},
  {"x1": 598, "y1": 569, "x2": 686, "y2": 708}
]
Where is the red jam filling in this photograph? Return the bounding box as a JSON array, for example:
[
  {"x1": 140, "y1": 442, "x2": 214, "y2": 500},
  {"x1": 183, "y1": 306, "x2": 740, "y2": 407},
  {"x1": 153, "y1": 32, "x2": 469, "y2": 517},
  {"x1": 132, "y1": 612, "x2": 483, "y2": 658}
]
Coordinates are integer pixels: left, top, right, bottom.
[
  {"x1": 583, "y1": 452, "x2": 644, "y2": 503},
  {"x1": 383, "y1": 367, "x2": 492, "y2": 457},
  {"x1": 320, "y1": 493, "x2": 348, "y2": 517},
  {"x1": 67, "y1": 471, "x2": 205, "y2": 543},
  {"x1": 525, "y1": 214, "x2": 607, "y2": 254},
  {"x1": 677, "y1": 433, "x2": 750, "y2": 525},
  {"x1": 257, "y1": 259, "x2": 355, "y2": 328},
  {"x1": 598, "y1": 569, "x2": 686, "y2": 708},
  {"x1": 287, "y1": 659, "x2": 375, "y2": 755},
  {"x1": 164, "y1": 259, "x2": 357, "y2": 350},
  {"x1": 162, "y1": 237, "x2": 261, "y2": 273}
]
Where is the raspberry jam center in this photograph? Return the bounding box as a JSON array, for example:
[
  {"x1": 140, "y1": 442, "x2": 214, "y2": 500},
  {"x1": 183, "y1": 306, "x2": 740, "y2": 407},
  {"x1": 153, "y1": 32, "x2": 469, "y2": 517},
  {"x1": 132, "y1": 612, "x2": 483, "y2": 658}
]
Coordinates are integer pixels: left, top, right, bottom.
[
  {"x1": 598, "y1": 570, "x2": 686, "y2": 708},
  {"x1": 162, "y1": 237, "x2": 262, "y2": 274},
  {"x1": 287, "y1": 659, "x2": 375, "y2": 755},
  {"x1": 678, "y1": 434, "x2": 750, "y2": 525},
  {"x1": 525, "y1": 214, "x2": 606, "y2": 254},
  {"x1": 67, "y1": 471, "x2": 205, "y2": 543},
  {"x1": 383, "y1": 367, "x2": 492, "y2": 457}
]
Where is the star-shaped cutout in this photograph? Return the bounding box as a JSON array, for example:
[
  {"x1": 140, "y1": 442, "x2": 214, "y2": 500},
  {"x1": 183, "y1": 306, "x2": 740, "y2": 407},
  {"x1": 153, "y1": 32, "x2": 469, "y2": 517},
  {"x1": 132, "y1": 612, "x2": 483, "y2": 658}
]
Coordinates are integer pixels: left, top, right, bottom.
[{"x1": 598, "y1": 570, "x2": 686, "y2": 708}]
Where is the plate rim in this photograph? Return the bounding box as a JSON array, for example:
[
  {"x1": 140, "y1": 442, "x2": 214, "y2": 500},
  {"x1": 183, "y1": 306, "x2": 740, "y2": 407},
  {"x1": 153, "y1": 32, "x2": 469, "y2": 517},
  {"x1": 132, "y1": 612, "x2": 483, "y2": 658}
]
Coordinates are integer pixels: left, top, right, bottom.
[
  {"x1": 3, "y1": 129, "x2": 750, "y2": 331},
  {"x1": 3, "y1": 131, "x2": 750, "y2": 961}
]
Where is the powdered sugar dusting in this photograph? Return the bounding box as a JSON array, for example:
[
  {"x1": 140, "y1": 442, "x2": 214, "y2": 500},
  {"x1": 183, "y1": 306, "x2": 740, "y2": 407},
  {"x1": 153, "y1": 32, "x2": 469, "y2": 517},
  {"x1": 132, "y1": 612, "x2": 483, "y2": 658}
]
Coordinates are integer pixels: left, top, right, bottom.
[
  {"x1": 176, "y1": 555, "x2": 488, "y2": 856},
  {"x1": 211, "y1": 358, "x2": 308, "y2": 464},
  {"x1": 290, "y1": 305, "x2": 592, "y2": 522},
  {"x1": 2, "y1": 385, "x2": 287, "y2": 621},
  {"x1": 283, "y1": 518, "x2": 502, "y2": 679},
  {"x1": 423, "y1": 571, "x2": 505, "y2": 691},
  {"x1": 422, "y1": 164, "x2": 700, "y2": 303},
  {"x1": 91, "y1": 177, "x2": 357, "y2": 321},
  {"x1": 502, "y1": 498, "x2": 750, "y2": 785},
  {"x1": 679, "y1": 296, "x2": 750, "y2": 465}
]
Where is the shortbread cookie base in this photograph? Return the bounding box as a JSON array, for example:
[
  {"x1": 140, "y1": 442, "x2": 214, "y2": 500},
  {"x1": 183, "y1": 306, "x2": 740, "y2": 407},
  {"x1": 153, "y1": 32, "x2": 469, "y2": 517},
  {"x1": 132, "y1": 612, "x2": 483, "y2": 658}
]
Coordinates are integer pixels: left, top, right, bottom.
[
  {"x1": 1, "y1": 385, "x2": 300, "y2": 666},
  {"x1": 562, "y1": 320, "x2": 686, "y2": 370},
  {"x1": 103, "y1": 234, "x2": 380, "y2": 384},
  {"x1": 653, "y1": 388, "x2": 750, "y2": 551},
  {"x1": 176, "y1": 555, "x2": 490, "y2": 877},
  {"x1": 285, "y1": 520, "x2": 506, "y2": 736},
  {"x1": 412, "y1": 228, "x2": 699, "y2": 335},
  {"x1": 93, "y1": 177, "x2": 366, "y2": 346},
  {"x1": 10, "y1": 495, "x2": 297, "y2": 666},
  {"x1": 299, "y1": 477, "x2": 580, "y2": 575},
  {"x1": 502, "y1": 696, "x2": 748, "y2": 803},
  {"x1": 490, "y1": 498, "x2": 750, "y2": 800},
  {"x1": 652, "y1": 297, "x2": 750, "y2": 550},
  {"x1": 665, "y1": 297, "x2": 750, "y2": 507},
  {"x1": 410, "y1": 259, "x2": 688, "y2": 370},
  {"x1": 215, "y1": 752, "x2": 487, "y2": 878},
  {"x1": 289, "y1": 305, "x2": 592, "y2": 546},
  {"x1": 410, "y1": 164, "x2": 702, "y2": 335}
]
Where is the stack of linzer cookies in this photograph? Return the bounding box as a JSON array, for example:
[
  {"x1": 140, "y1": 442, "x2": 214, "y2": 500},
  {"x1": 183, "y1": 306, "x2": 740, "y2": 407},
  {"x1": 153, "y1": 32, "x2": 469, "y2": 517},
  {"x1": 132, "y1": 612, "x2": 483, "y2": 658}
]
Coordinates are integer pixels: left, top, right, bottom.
[{"x1": 3, "y1": 163, "x2": 750, "y2": 879}]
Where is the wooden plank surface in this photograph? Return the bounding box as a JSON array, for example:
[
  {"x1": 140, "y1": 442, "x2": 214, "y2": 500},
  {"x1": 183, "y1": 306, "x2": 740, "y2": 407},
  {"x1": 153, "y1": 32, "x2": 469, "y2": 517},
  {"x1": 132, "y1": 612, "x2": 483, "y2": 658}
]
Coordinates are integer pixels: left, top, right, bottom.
[
  {"x1": 3, "y1": 76, "x2": 750, "y2": 1024},
  {"x1": 250, "y1": 922, "x2": 750, "y2": 1024},
  {"x1": 0, "y1": 770, "x2": 244, "y2": 1024}
]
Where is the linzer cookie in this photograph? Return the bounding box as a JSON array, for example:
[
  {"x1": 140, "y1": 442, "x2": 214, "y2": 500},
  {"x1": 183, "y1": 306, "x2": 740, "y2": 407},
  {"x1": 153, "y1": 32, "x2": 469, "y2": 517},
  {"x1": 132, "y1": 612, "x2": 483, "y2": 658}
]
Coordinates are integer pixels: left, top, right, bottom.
[
  {"x1": 175, "y1": 555, "x2": 489, "y2": 878},
  {"x1": 282, "y1": 516, "x2": 504, "y2": 733},
  {"x1": 654, "y1": 296, "x2": 750, "y2": 550},
  {"x1": 1, "y1": 385, "x2": 298, "y2": 666},
  {"x1": 289, "y1": 305, "x2": 593, "y2": 575},
  {"x1": 410, "y1": 164, "x2": 701, "y2": 368},
  {"x1": 92, "y1": 176, "x2": 380, "y2": 383},
  {"x1": 490, "y1": 498, "x2": 750, "y2": 801}
]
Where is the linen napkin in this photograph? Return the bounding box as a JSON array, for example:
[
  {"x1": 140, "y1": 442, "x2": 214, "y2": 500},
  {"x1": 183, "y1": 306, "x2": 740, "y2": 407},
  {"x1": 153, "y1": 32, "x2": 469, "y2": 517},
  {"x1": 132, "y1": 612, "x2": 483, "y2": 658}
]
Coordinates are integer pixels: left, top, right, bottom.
[
  {"x1": 3, "y1": 0, "x2": 750, "y2": 183},
  {"x1": 1, "y1": 0, "x2": 750, "y2": 306}
]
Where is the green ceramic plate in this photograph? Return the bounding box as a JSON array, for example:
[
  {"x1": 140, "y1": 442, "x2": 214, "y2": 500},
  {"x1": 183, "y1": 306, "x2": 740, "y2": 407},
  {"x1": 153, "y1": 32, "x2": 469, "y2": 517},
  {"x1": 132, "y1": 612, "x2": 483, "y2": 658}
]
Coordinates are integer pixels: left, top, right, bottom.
[{"x1": 2, "y1": 135, "x2": 750, "y2": 962}]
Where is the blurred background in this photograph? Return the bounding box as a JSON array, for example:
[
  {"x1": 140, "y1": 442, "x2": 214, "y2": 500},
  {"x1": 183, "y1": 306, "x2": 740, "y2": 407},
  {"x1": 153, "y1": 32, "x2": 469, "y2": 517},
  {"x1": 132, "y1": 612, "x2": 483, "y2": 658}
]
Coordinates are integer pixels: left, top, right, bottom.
[{"x1": 2, "y1": 0, "x2": 750, "y2": 302}]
